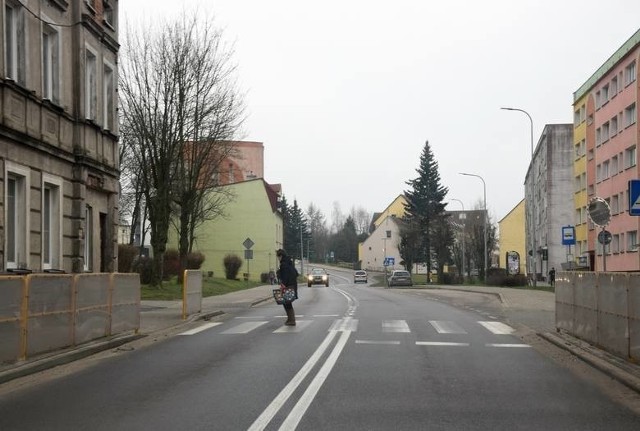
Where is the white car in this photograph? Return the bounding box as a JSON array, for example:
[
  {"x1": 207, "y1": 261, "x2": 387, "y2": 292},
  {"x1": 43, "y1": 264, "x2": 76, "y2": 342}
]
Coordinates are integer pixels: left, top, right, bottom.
[{"x1": 354, "y1": 270, "x2": 368, "y2": 283}]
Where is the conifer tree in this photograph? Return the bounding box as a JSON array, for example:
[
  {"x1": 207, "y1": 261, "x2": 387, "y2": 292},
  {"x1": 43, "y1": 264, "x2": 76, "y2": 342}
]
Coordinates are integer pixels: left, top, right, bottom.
[{"x1": 403, "y1": 140, "x2": 451, "y2": 280}]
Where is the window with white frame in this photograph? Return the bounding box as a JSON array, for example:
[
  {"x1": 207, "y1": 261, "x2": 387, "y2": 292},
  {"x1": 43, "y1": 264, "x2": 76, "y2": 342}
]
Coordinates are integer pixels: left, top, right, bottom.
[
  {"x1": 596, "y1": 127, "x2": 601, "y2": 146},
  {"x1": 611, "y1": 76, "x2": 618, "y2": 95},
  {"x1": 85, "y1": 48, "x2": 97, "y2": 120},
  {"x1": 574, "y1": 110, "x2": 580, "y2": 126},
  {"x1": 103, "y1": 0, "x2": 115, "y2": 27},
  {"x1": 611, "y1": 116, "x2": 618, "y2": 136},
  {"x1": 625, "y1": 145, "x2": 637, "y2": 169},
  {"x1": 575, "y1": 208, "x2": 581, "y2": 225},
  {"x1": 574, "y1": 175, "x2": 581, "y2": 192},
  {"x1": 612, "y1": 155, "x2": 618, "y2": 174},
  {"x1": 627, "y1": 230, "x2": 637, "y2": 251},
  {"x1": 580, "y1": 105, "x2": 586, "y2": 122},
  {"x1": 612, "y1": 194, "x2": 619, "y2": 214},
  {"x1": 5, "y1": 163, "x2": 30, "y2": 269},
  {"x1": 602, "y1": 122, "x2": 609, "y2": 142},
  {"x1": 581, "y1": 173, "x2": 586, "y2": 190},
  {"x1": 103, "y1": 61, "x2": 115, "y2": 130},
  {"x1": 84, "y1": 205, "x2": 93, "y2": 271},
  {"x1": 602, "y1": 160, "x2": 610, "y2": 179},
  {"x1": 596, "y1": 164, "x2": 602, "y2": 182},
  {"x1": 42, "y1": 22, "x2": 60, "y2": 103},
  {"x1": 602, "y1": 84, "x2": 609, "y2": 104},
  {"x1": 42, "y1": 175, "x2": 62, "y2": 270},
  {"x1": 595, "y1": 91, "x2": 601, "y2": 109},
  {"x1": 612, "y1": 234, "x2": 620, "y2": 253},
  {"x1": 4, "y1": 1, "x2": 26, "y2": 85},
  {"x1": 625, "y1": 61, "x2": 636, "y2": 86},
  {"x1": 625, "y1": 103, "x2": 636, "y2": 127}
]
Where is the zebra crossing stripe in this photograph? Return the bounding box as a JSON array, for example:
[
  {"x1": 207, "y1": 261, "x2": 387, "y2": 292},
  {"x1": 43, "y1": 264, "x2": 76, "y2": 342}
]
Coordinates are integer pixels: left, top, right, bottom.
[
  {"x1": 382, "y1": 320, "x2": 410, "y2": 333},
  {"x1": 416, "y1": 341, "x2": 469, "y2": 347},
  {"x1": 221, "y1": 321, "x2": 268, "y2": 334},
  {"x1": 478, "y1": 321, "x2": 515, "y2": 334},
  {"x1": 178, "y1": 322, "x2": 222, "y2": 335},
  {"x1": 429, "y1": 320, "x2": 467, "y2": 334},
  {"x1": 485, "y1": 343, "x2": 531, "y2": 348}
]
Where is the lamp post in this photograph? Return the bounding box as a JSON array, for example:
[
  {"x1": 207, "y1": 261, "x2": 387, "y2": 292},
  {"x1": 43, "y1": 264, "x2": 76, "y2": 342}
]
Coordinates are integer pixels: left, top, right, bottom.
[
  {"x1": 501, "y1": 107, "x2": 536, "y2": 288},
  {"x1": 450, "y1": 199, "x2": 466, "y2": 282},
  {"x1": 460, "y1": 173, "x2": 487, "y2": 283}
]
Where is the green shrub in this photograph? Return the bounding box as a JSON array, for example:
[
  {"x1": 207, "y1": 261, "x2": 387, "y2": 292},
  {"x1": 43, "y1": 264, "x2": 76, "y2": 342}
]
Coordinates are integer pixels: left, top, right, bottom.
[
  {"x1": 186, "y1": 252, "x2": 205, "y2": 269},
  {"x1": 260, "y1": 272, "x2": 269, "y2": 283},
  {"x1": 163, "y1": 249, "x2": 180, "y2": 279},
  {"x1": 118, "y1": 244, "x2": 139, "y2": 273},
  {"x1": 223, "y1": 254, "x2": 243, "y2": 280}
]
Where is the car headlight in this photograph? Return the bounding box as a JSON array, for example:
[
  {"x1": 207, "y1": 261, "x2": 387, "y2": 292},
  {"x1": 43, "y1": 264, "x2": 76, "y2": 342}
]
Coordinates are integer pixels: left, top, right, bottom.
[
  {"x1": 322, "y1": 275, "x2": 327, "y2": 281},
  {"x1": 308, "y1": 275, "x2": 313, "y2": 281}
]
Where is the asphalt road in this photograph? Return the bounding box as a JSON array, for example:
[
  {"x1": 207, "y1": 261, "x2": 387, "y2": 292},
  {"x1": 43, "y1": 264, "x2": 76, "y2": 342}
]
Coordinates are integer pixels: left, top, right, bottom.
[{"x1": 0, "y1": 269, "x2": 638, "y2": 430}]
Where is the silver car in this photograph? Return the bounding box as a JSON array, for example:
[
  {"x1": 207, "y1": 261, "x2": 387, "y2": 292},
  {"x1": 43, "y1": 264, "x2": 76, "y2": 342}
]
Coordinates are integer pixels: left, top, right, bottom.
[
  {"x1": 354, "y1": 270, "x2": 368, "y2": 283},
  {"x1": 388, "y1": 270, "x2": 412, "y2": 287}
]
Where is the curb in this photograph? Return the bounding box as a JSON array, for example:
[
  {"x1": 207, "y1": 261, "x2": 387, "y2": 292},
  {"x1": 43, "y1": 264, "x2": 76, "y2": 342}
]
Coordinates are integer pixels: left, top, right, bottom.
[
  {"x1": 0, "y1": 333, "x2": 144, "y2": 385},
  {"x1": 539, "y1": 331, "x2": 640, "y2": 395},
  {"x1": 404, "y1": 285, "x2": 509, "y2": 304}
]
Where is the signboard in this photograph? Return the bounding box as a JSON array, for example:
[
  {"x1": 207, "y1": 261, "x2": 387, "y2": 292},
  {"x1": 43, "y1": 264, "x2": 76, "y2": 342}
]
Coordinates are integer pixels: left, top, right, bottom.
[
  {"x1": 383, "y1": 257, "x2": 395, "y2": 266},
  {"x1": 243, "y1": 238, "x2": 254, "y2": 249},
  {"x1": 597, "y1": 230, "x2": 612, "y2": 245},
  {"x1": 629, "y1": 180, "x2": 640, "y2": 216},
  {"x1": 506, "y1": 251, "x2": 520, "y2": 275},
  {"x1": 244, "y1": 249, "x2": 253, "y2": 260},
  {"x1": 562, "y1": 226, "x2": 576, "y2": 245}
]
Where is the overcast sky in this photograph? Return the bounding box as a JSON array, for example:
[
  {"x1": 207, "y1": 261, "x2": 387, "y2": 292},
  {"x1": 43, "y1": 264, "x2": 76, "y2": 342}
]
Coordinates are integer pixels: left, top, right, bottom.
[{"x1": 121, "y1": 0, "x2": 640, "y2": 227}]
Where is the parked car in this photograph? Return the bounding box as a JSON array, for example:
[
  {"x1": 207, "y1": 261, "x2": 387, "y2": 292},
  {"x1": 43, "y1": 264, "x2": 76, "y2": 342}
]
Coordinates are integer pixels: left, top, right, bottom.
[
  {"x1": 388, "y1": 270, "x2": 412, "y2": 287},
  {"x1": 307, "y1": 268, "x2": 329, "y2": 287},
  {"x1": 354, "y1": 270, "x2": 368, "y2": 283}
]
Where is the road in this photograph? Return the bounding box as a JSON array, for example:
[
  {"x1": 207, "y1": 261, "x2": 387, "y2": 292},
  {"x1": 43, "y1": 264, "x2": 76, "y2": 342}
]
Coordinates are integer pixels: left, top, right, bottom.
[{"x1": 0, "y1": 268, "x2": 638, "y2": 430}]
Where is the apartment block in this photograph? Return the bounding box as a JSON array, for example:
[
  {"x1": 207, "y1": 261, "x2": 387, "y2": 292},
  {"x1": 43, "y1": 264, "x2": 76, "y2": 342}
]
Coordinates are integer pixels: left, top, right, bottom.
[
  {"x1": 1, "y1": 1, "x2": 119, "y2": 273},
  {"x1": 573, "y1": 28, "x2": 640, "y2": 271}
]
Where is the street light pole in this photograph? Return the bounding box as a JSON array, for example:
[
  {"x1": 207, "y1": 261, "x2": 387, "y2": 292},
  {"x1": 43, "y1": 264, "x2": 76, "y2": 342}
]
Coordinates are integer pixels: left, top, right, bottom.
[
  {"x1": 450, "y1": 198, "x2": 466, "y2": 282},
  {"x1": 460, "y1": 173, "x2": 487, "y2": 283},
  {"x1": 501, "y1": 107, "x2": 536, "y2": 288}
]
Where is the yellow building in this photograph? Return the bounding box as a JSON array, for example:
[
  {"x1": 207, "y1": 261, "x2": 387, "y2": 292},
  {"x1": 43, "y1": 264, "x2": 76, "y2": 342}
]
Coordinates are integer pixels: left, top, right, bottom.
[
  {"x1": 572, "y1": 94, "x2": 588, "y2": 267},
  {"x1": 498, "y1": 199, "x2": 526, "y2": 274}
]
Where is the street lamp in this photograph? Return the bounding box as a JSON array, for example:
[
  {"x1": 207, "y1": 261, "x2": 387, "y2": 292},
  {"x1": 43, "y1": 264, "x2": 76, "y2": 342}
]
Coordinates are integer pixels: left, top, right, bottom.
[
  {"x1": 501, "y1": 107, "x2": 536, "y2": 288},
  {"x1": 459, "y1": 172, "x2": 487, "y2": 283},
  {"x1": 449, "y1": 199, "x2": 466, "y2": 282}
]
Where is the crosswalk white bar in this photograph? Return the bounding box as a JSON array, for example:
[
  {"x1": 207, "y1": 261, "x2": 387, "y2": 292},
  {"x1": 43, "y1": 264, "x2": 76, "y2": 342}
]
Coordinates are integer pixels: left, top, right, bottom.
[
  {"x1": 178, "y1": 322, "x2": 222, "y2": 335},
  {"x1": 355, "y1": 340, "x2": 401, "y2": 345},
  {"x1": 273, "y1": 321, "x2": 312, "y2": 333},
  {"x1": 429, "y1": 320, "x2": 467, "y2": 334},
  {"x1": 478, "y1": 321, "x2": 515, "y2": 334},
  {"x1": 416, "y1": 341, "x2": 470, "y2": 347},
  {"x1": 221, "y1": 321, "x2": 268, "y2": 334},
  {"x1": 382, "y1": 320, "x2": 410, "y2": 333},
  {"x1": 329, "y1": 318, "x2": 358, "y2": 332},
  {"x1": 485, "y1": 343, "x2": 531, "y2": 348}
]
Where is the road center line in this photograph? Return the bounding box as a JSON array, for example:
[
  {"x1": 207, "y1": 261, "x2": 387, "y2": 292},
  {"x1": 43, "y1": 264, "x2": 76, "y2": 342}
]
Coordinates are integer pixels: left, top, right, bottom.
[
  {"x1": 416, "y1": 341, "x2": 470, "y2": 347},
  {"x1": 247, "y1": 330, "x2": 339, "y2": 431},
  {"x1": 279, "y1": 330, "x2": 352, "y2": 430}
]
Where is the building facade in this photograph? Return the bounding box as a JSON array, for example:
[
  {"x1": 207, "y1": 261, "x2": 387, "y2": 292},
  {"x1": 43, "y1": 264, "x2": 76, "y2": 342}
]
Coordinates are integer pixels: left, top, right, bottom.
[
  {"x1": 498, "y1": 199, "x2": 526, "y2": 275},
  {"x1": 573, "y1": 28, "x2": 640, "y2": 271},
  {"x1": 525, "y1": 124, "x2": 574, "y2": 278},
  {"x1": 1, "y1": 0, "x2": 119, "y2": 273}
]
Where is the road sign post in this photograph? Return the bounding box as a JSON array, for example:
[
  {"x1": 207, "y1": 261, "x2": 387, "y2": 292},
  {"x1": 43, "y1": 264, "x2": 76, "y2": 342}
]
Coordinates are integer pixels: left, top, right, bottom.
[{"x1": 243, "y1": 238, "x2": 254, "y2": 282}]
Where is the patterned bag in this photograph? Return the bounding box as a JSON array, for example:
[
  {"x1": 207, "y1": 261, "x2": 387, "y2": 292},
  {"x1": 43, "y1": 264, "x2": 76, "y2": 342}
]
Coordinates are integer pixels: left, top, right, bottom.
[{"x1": 273, "y1": 284, "x2": 296, "y2": 304}]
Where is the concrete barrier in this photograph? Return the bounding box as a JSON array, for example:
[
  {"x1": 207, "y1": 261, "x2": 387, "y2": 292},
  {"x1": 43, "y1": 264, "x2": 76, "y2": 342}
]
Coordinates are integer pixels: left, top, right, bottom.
[
  {"x1": 182, "y1": 270, "x2": 203, "y2": 319},
  {"x1": 110, "y1": 273, "x2": 140, "y2": 335},
  {"x1": 629, "y1": 274, "x2": 640, "y2": 361},
  {"x1": 74, "y1": 274, "x2": 111, "y2": 345},
  {"x1": 0, "y1": 276, "x2": 25, "y2": 363}
]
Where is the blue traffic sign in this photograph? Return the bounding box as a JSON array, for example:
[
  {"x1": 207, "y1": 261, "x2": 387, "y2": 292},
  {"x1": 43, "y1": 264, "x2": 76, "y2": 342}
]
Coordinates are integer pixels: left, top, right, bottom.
[
  {"x1": 562, "y1": 226, "x2": 576, "y2": 245},
  {"x1": 383, "y1": 257, "x2": 395, "y2": 266},
  {"x1": 629, "y1": 180, "x2": 640, "y2": 216}
]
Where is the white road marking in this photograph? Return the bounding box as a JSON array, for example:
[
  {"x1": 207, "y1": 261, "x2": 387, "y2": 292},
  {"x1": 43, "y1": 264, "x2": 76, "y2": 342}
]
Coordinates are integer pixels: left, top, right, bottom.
[
  {"x1": 273, "y1": 321, "x2": 312, "y2": 333},
  {"x1": 355, "y1": 340, "x2": 401, "y2": 345},
  {"x1": 221, "y1": 321, "x2": 268, "y2": 334},
  {"x1": 416, "y1": 341, "x2": 469, "y2": 347},
  {"x1": 313, "y1": 314, "x2": 340, "y2": 317},
  {"x1": 177, "y1": 322, "x2": 222, "y2": 335},
  {"x1": 382, "y1": 320, "x2": 410, "y2": 333},
  {"x1": 485, "y1": 343, "x2": 531, "y2": 348},
  {"x1": 478, "y1": 321, "x2": 515, "y2": 334},
  {"x1": 235, "y1": 316, "x2": 267, "y2": 319},
  {"x1": 279, "y1": 330, "x2": 352, "y2": 430},
  {"x1": 429, "y1": 320, "x2": 467, "y2": 334},
  {"x1": 329, "y1": 317, "x2": 358, "y2": 332}
]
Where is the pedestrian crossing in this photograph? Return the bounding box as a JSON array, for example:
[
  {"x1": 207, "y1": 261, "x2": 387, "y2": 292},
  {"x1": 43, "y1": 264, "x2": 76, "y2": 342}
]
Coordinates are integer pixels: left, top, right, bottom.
[{"x1": 179, "y1": 317, "x2": 528, "y2": 349}]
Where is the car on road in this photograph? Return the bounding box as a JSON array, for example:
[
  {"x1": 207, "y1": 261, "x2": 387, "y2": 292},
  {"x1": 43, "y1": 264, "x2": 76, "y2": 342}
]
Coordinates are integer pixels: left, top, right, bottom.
[
  {"x1": 307, "y1": 268, "x2": 329, "y2": 287},
  {"x1": 387, "y1": 270, "x2": 412, "y2": 287},
  {"x1": 353, "y1": 270, "x2": 368, "y2": 283}
]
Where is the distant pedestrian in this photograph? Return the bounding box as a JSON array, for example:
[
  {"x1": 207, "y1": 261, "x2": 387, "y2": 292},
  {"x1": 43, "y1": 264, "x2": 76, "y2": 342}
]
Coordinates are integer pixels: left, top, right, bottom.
[
  {"x1": 268, "y1": 270, "x2": 276, "y2": 285},
  {"x1": 548, "y1": 267, "x2": 556, "y2": 287},
  {"x1": 276, "y1": 249, "x2": 298, "y2": 326}
]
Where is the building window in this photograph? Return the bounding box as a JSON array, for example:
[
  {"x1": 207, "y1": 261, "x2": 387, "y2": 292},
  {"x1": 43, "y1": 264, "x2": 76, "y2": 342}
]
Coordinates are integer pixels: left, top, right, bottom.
[
  {"x1": 575, "y1": 208, "x2": 581, "y2": 225},
  {"x1": 574, "y1": 109, "x2": 580, "y2": 126},
  {"x1": 612, "y1": 194, "x2": 619, "y2": 214},
  {"x1": 611, "y1": 155, "x2": 618, "y2": 174},
  {"x1": 42, "y1": 23, "x2": 60, "y2": 103},
  {"x1": 595, "y1": 91, "x2": 601, "y2": 109},
  {"x1": 85, "y1": 48, "x2": 97, "y2": 120},
  {"x1": 5, "y1": 1, "x2": 26, "y2": 85},
  {"x1": 602, "y1": 84, "x2": 609, "y2": 105},
  {"x1": 612, "y1": 234, "x2": 620, "y2": 253},
  {"x1": 627, "y1": 230, "x2": 638, "y2": 251},
  {"x1": 625, "y1": 61, "x2": 636, "y2": 86},
  {"x1": 588, "y1": 149, "x2": 594, "y2": 161},
  {"x1": 625, "y1": 103, "x2": 636, "y2": 128},
  {"x1": 611, "y1": 116, "x2": 618, "y2": 136},
  {"x1": 596, "y1": 164, "x2": 602, "y2": 182},
  {"x1": 602, "y1": 160, "x2": 609, "y2": 179},
  {"x1": 602, "y1": 122, "x2": 609, "y2": 142},
  {"x1": 103, "y1": 0, "x2": 115, "y2": 27},
  {"x1": 611, "y1": 76, "x2": 618, "y2": 96},
  {"x1": 42, "y1": 175, "x2": 62, "y2": 269},
  {"x1": 5, "y1": 163, "x2": 30, "y2": 269},
  {"x1": 84, "y1": 205, "x2": 93, "y2": 271},
  {"x1": 581, "y1": 173, "x2": 586, "y2": 190},
  {"x1": 625, "y1": 145, "x2": 637, "y2": 169},
  {"x1": 103, "y1": 61, "x2": 115, "y2": 130}
]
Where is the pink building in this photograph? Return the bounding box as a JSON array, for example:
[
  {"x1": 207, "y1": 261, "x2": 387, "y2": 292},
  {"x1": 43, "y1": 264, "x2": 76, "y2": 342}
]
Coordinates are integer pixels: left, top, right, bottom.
[{"x1": 575, "y1": 29, "x2": 640, "y2": 271}]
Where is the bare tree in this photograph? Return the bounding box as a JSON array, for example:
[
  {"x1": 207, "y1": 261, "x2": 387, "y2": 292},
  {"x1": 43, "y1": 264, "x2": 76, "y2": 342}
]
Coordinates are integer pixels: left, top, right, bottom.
[
  {"x1": 119, "y1": 13, "x2": 244, "y2": 286},
  {"x1": 349, "y1": 206, "x2": 371, "y2": 235},
  {"x1": 330, "y1": 201, "x2": 345, "y2": 234},
  {"x1": 306, "y1": 203, "x2": 329, "y2": 262}
]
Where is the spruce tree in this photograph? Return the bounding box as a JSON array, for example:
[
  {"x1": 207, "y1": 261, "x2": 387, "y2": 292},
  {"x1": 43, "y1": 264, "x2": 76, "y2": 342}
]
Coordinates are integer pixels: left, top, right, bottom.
[{"x1": 403, "y1": 140, "x2": 450, "y2": 281}]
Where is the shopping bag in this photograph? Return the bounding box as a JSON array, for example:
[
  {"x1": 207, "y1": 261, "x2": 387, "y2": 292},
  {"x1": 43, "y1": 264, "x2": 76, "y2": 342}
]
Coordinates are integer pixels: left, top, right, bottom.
[{"x1": 273, "y1": 285, "x2": 296, "y2": 304}]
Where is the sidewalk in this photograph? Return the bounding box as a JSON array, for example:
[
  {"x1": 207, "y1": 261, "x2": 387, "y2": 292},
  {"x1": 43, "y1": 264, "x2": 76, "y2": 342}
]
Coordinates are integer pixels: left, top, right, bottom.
[{"x1": 2, "y1": 283, "x2": 639, "y2": 396}]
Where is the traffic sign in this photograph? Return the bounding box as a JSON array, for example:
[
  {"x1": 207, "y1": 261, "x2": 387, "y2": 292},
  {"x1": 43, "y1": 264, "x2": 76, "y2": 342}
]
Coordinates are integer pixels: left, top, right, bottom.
[
  {"x1": 597, "y1": 230, "x2": 612, "y2": 245},
  {"x1": 383, "y1": 257, "x2": 395, "y2": 266},
  {"x1": 561, "y1": 226, "x2": 576, "y2": 245},
  {"x1": 629, "y1": 180, "x2": 640, "y2": 216},
  {"x1": 243, "y1": 237, "x2": 254, "y2": 249}
]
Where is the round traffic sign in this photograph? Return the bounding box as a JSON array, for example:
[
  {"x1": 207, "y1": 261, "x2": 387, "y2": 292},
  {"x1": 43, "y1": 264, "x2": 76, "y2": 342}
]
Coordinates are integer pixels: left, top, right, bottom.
[{"x1": 597, "y1": 230, "x2": 612, "y2": 245}]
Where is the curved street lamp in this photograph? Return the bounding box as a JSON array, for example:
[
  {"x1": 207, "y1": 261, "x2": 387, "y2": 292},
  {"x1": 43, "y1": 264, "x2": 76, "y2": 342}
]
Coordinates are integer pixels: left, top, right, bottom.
[
  {"x1": 501, "y1": 107, "x2": 536, "y2": 288},
  {"x1": 459, "y1": 173, "x2": 487, "y2": 283}
]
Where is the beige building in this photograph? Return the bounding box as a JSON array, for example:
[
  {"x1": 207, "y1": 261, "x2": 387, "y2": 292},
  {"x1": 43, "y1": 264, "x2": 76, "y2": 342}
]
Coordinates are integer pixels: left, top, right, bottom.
[
  {"x1": 1, "y1": 1, "x2": 119, "y2": 273},
  {"x1": 498, "y1": 199, "x2": 526, "y2": 275}
]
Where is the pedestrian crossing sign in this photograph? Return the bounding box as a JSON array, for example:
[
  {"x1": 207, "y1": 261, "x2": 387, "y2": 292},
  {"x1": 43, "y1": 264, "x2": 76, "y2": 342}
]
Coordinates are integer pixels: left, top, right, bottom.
[{"x1": 629, "y1": 180, "x2": 640, "y2": 216}]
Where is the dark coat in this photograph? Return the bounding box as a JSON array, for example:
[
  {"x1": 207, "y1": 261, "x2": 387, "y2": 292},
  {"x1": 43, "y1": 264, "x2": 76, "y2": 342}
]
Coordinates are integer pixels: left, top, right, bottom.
[{"x1": 278, "y1": 255, "x2": 298, "y2": 288}]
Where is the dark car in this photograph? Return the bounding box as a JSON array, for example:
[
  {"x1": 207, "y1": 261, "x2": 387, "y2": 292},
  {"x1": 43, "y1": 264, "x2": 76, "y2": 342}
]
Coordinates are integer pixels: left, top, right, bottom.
[
  {"x1": 388, "y1": 270, "x2": 412, "y2": 287},
  {"x1": 354, "y1": 270, "x2": 368, "y2": 283},
  {"x1": 307, "y1": 268, "x2": 329, "y2": 287}
]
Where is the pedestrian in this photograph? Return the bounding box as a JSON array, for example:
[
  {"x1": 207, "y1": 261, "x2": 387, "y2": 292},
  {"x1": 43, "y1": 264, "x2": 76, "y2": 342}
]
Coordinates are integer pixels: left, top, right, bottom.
[
  {"x1": 276, "y1": 249, "x2": 298, "y2": 326},
  {"x1": 548, "y1": 267, "x2": 556, "y2": 287},
  {"x1": 268, "y1": 269, "x2": 276, "y2": 285}
]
